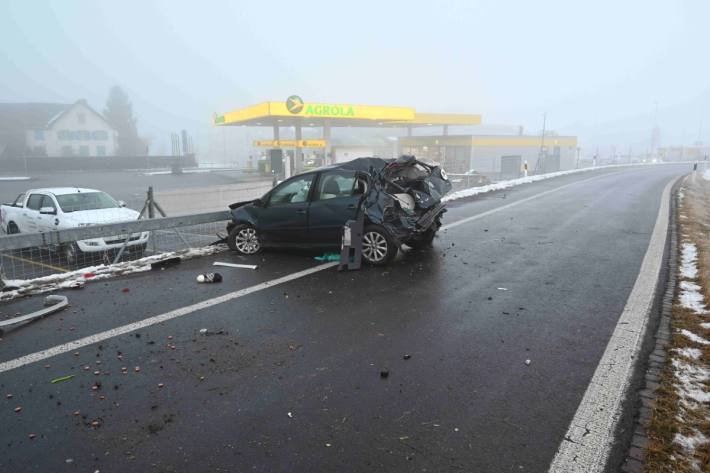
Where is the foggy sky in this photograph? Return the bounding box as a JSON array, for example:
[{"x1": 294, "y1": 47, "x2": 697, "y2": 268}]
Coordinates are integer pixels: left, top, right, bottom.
[{"x1": 1, "y1": 0, "x2": 708, "y2": 159}]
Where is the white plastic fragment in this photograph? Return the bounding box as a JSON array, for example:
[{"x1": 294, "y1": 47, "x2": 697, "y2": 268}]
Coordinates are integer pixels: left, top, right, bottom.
[{"x1": 213, "y1": 262, "x2": 258, "y2": 270}]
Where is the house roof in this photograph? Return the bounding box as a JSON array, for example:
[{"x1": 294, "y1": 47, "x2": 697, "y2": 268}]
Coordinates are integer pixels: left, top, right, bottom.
[{"x1": 0, "y1": 103, "x2": 72, "y2": 133}]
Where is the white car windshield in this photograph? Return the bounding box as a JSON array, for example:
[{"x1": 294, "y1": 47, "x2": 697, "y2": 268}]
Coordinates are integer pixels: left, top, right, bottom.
[{"x1": 56, "y1": 192, "x2": 120, "y2": 212}]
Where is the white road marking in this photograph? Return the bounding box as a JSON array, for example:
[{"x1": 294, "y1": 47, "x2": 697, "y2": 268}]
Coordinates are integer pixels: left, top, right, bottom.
[
  {"x1": 0, "y1": 262, "x2": 338, "y2": 374},
  {"x1": 547, "y1": 177, "x2": 678, "y2": 473},
  {"x1": 0, "y1": 170, "x2": 637, "y2": 374},
  {"x1": 441, "y1": 173, "x2": 615, "y2": 231}
]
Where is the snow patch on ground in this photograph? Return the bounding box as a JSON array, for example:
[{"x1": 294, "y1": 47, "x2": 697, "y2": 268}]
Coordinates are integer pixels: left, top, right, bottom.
[
  {"x1": 440, "y1": 163, "x2": 661, "y2": 203},
  {"x1": 674, "y1": 430, "x2": 709, "y2": 470},
  {"x1": 673, "y1": 347, "x2": 702, "y2": 360},
  {"x1": 701, "y1": 322, "x2": 710, "y2": 329},
  {"x1": 0, "y1": 245, "x2": 227, "y2": 301},
  {"x1": 679, "y1": 281, "x2": 709, "y2": 314},
  {"x1": 680, "y1": 243, "x2": 699, "y2": 279},
  {"x1": 0, "y1": 176, "x2": 31, "y2": 181},
  {"x1": 672, "y1": 359, "x2": 710, "y2": 405},
  {"x1": 704, "y1": 169, "x2": 710, "y2": 181},
  {"x1": 679, "y1": 329, "x2": 710, "y2": 345}
]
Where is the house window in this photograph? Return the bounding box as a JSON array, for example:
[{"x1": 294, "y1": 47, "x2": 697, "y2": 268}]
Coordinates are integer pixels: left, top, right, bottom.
[
  {"x1": 61, "y1": 146, "x2": 73, "y2": 156},
  {"x1": 57, "y1": 130, "x2": 70, "y2": 140},
  {"x1": 82, "y1": 130, "x2": 91, "y2": 140},
  {"x1": 78, "y1": 113, "x2": 86, "y2": 124},
  {"x1": 96, "y1": 145, "x2": 106, "y2": 156},
  {"x1": 34, "y1": 130, "x2": 44, "y2": 140},
  {"x1": 32, "y1": 145, "x2": 46, "y2": 156},
  {"x1": 92, "y1": 130, "x2": 108, "y2": 141},
  {"x1": 79, "y1": 145, "x2": 90, "y2": 156}
]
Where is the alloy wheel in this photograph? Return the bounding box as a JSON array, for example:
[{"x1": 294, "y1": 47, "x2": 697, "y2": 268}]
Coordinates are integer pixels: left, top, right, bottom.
[
  {"x1": 362, "y1": 231, "x2": 388, "y2": 263},
  {"x1": 235, "y1": 227, "x2": 260, "y2": 254}
]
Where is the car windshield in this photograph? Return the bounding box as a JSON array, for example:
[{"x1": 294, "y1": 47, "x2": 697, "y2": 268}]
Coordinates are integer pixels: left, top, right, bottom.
[{"x1": 56, "y1": 192, "x2": 120, "y2": 212}]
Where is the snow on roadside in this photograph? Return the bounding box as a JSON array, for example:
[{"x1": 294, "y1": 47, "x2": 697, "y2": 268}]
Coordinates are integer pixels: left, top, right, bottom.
[
  {"x1": 704, "y1": 169, "x2": 710, "y2": 181},
  {"x1": 679, "y1": 329, "x2": 710, "y2": 345},
  {"x1": 441, "y1": 163, "x2": 661, "y2": 202},
  {"x1": 672, "y1": 347, "x2": 702, "y2": 360},
  {"x1": 679, "y1": 281, "x2": 709, "y2": 314},
  {"x1": 0, "y1": 176, "x2": 31, "y2": 181},
  {"x1": 680, "y1": 243, "x2": 699, "y2": 279},
  {"x1": 0, "y1": 245, "x2": 228, "y2": 302}
]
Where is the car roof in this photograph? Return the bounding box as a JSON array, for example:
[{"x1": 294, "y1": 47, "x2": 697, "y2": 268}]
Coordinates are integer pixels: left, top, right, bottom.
[
  {"x1": 25, "y1": 187, "x2": 102, "y2": 196},
  {"x1": 313, "y1": 157, "x2": 391, "y2": 173}
]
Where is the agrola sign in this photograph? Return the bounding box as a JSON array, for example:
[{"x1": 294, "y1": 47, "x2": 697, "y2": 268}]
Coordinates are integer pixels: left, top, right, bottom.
[{"x1": 286, "y1": 95, "x2": 355, "y2": 118}]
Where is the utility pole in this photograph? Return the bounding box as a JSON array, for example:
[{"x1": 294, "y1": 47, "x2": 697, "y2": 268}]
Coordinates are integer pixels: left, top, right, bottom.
[{"x1": 536, "y1": 112, "x2": 547, "y2": 173}]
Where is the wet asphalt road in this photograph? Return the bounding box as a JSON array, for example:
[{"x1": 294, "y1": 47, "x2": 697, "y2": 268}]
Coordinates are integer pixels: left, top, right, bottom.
[{"x1": 0, "y1": 165, "x2": 689, "y2": 473}]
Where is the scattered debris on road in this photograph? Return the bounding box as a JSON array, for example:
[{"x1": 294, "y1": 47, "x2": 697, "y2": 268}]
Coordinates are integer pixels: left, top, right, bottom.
[
  {"x1": 0, "y1": 294, "x2": 68, "y2": 335},
  {"x1": 213, "y1": 261, "x2": 258, "y2": 270},
  {"x1": 50, "y1": 375, "x2": 75, "y2": 384},
  {"x1": 380, "y1": 369, "x2": 390, "y2": 378},
  {"x1": 196, "y1": 273, "x2": 222, "y2": 283}
]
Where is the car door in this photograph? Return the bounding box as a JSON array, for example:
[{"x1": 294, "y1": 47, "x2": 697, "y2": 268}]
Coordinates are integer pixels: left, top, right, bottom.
[
  {"x1": 35, "y1": 195, "x2": 58, "y2": 232},
  {"x1": 308, "y1": 170, "x2": 362, "y2": 245},
  {"x1": 22, "y1": 193, "x2": 44, "y2": 233},
  {"x1": 257, "y1": 173, "x2": 315, "y2": 246}
]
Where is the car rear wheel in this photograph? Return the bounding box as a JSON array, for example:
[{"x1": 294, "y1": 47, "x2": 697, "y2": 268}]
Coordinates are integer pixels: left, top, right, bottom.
[
  {"x1": 227, "y1": 224, "x2": 261, "y2": 255},
  {"x1": 6, "y1": 222, "x2": 19, "y2": 234},
  {"x1": 361, "y1": 225, "x2": 397, "y2": 265}
]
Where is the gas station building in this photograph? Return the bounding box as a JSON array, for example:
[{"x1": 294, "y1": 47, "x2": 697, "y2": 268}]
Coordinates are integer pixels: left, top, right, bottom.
[{"x1": 214, "y1": 97, "x2": 578, "y2": 178}]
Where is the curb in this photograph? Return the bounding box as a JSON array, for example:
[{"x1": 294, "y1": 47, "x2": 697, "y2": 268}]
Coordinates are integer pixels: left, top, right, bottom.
[{"x1": 619, "y1": 178, "x2": 681, "y2": 473}]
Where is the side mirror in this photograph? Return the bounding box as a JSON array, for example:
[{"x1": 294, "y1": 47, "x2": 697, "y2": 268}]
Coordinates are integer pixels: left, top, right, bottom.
[
  {"x1": 118, "y1": 200, "x2": 127, "y2": 207},
  {"x1": 253, "y1": 198, "x2": 264, "y2": 208},
  {"x1": 39, "y1": 206, "x2": 56, "y2": 215}
]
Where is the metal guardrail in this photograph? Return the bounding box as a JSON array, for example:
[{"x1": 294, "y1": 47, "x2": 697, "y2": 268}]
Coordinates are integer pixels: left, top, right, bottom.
[{"x1": 0, "y1": 211, "x2": 231, "y2": 251}]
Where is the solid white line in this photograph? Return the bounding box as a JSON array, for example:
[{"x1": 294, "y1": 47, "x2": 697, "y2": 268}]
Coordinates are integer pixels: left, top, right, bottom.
[
  {"x1": 0, "y1": 262, "x2": 338, "y2": 374},
  {"x1": 0, "y1": 170, "x2": 630, "y2": 374},
  {"x1": 547, "y1": 177, "x2": 678, "y2": 473}
]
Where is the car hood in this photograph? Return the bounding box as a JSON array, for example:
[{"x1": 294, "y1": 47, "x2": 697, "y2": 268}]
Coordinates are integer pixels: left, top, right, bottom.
[{"x1": 62, "y1": 207, "x2": 140, "y2": 225}]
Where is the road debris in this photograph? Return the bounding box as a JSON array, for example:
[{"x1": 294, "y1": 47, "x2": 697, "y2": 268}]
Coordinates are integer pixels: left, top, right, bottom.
[
  {"x1": 121, "y1": 288, "x2": 130, "y2": 293},
  {"x1": 213, "y1": 261, "x2": 258, "y2": 270},
  {"x1": 314, "y1": 253, "x2": 340, "y2": 262},
  {"x1": 14, "y1": 406, "x2": 22, "y2": 413},
  {"x1": 150, "y1": 257, "x2": 182, "y2": 271},
  {"x1": 380, "y1": 369, "x2": 390, "y2": 378},
  {"x1": 287, "y1": 412, "x2": 293, "y2": 418},
  {"x1": 199, "y1": 328, "x2": 208, "y2": 335},
  {"x1": 497, "y1": 287, "x2": 508, "y2": 291},
  {"x1": 0, "y1": 295, "x2": 69, "y2": 335},
  {"x1": 50, "y1": 375, "x2": 75, "y2": 384},
  {"x1": 525, "y1": 359, "x2": 531, "y2": 366},
  {"x1": 5, "y1": 393, "x2": 12, "y2": 399},
  {"x1": 196, "y1": 273, "x2": 223, "y2": 283},
  {"x1": 403, "y1": 354, "x2": 411, "y2": 360},
  {"x1": 28, "y1": 433, "x2": 36, "y2": 440}
]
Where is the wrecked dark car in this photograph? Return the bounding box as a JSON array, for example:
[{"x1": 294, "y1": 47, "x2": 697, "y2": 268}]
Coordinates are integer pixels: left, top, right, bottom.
[{"x1": 225, "y1": 155, "x2": 452, "y2": 265}]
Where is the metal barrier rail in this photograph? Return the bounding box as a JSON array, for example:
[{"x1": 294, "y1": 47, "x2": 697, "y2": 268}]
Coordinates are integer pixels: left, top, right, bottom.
[{"x1": 0, "y1": 211, "x2": 231, "y2": 252}]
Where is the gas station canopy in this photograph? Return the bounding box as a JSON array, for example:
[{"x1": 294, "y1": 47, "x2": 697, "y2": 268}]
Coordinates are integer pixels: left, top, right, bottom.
[{"x1": 213, "y1": 97, "x2": 482, "y2": 128}]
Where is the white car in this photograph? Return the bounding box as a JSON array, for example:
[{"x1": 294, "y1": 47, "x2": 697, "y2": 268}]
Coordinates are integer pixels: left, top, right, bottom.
[{"x1": 0, "y1": 187, "x2": 149, "y2": 265}]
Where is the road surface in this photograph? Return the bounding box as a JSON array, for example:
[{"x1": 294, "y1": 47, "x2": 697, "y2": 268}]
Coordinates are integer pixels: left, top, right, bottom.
[{"x1": 0, "y1": 164, "x2": 687, "y2": 472}]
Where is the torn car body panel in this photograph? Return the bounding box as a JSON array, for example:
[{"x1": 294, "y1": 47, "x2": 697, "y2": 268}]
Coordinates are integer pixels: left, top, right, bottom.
[{"x1": 356, "y1": 155, "x2": 452, "y2": 246}]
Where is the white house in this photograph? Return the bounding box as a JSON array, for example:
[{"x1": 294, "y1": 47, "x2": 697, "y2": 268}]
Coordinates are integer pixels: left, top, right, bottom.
[{"x1": 0, "y1": 100, "x2": 118, "y2": 158}]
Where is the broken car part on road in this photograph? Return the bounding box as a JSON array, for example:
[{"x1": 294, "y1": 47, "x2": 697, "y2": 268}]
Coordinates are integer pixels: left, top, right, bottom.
[
  {"x1": 225, "y1": 156, "x2": 452, "y2": 265},
  {"x1": 0, "y1": 295, "x2": 69, "y2": 335}
]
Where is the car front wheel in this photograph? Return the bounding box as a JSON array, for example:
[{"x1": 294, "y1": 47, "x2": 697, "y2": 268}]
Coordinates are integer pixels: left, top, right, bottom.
[
  {"x1": 361, "y1": 225, "x2": 397, "y2": 265},
  {"x1": 227, "y1": 224, "x2": 261, "y2": 255}
]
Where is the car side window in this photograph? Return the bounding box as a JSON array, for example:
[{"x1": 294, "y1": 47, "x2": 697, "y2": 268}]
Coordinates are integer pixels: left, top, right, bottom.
[
  {"x1": 13, "y1": 193, "x2": 25, "y2": 207},
  {"x1": 26, "y1": 194, "x2": 44, "y2": 211},
  {"x1": 40, "y1": 195, "x2": 56, "y2": 212},
  {"x1": 315, "y1": 171, "x2": 356, "y2": 201},
  {"x1": 268, "y1": 175, "x2": 314, "y2": 205}
]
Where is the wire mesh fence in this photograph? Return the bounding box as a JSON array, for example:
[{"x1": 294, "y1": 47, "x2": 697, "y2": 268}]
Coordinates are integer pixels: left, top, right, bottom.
[{"x1": 0, "y1": 212, "x2": 230, "y2": 283}]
